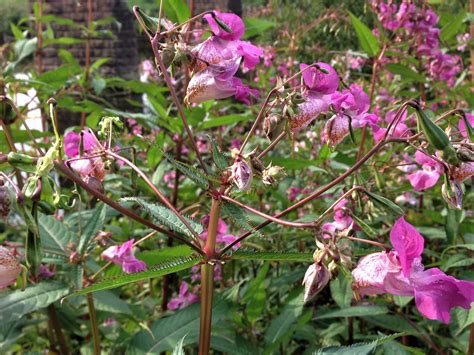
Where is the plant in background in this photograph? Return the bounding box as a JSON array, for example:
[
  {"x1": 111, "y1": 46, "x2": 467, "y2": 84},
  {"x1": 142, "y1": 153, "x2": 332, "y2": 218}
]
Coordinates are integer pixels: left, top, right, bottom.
[{"x1": 0, "y1": 0, "x2": 473, "y2": 354}]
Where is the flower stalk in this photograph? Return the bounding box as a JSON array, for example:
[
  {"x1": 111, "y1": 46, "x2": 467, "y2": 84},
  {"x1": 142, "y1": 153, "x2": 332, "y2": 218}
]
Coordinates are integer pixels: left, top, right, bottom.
[{"x1": 86, "y1": 293, "x2": 100, "y2": 355}]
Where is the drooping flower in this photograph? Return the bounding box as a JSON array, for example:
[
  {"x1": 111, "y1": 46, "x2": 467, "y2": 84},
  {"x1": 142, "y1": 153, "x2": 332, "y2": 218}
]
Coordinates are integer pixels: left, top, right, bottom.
[
  {"x1": 101, "y1": 240, "x2": 147, "y2": 274},
  {"x1": 290, "y1": 62, "x2": 339, "y2": 132},
  {"x1": 352, "y1": 217, "x2": 474, "y2": 323},
  {"x1": 0, "y1": 246, "x2": 21, "y2": 290},
  {"x1": 230, "y1": 159, "x2": 253, "y2": 191},
  {"x1": 203, "y1": 11, "x2": 245, "y2": 41},
  {"x1": 407, "y1": 151, "x2": 443, "y2": 191},
  {"x1": 322, "y1": 199, "x2": 354, "y2": 236},
  {"x1": 167, "y1": 281, "x2": 199, "y2": 310}
]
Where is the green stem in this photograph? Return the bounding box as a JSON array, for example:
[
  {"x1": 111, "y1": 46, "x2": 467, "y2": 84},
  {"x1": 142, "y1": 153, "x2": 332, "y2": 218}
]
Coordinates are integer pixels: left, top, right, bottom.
[
  {"x1": 198, "y1": 199, "x2": 220, "y2": 354},
  {"x1": 86, "y1": 293, "x2": 100, "y2": 355}
]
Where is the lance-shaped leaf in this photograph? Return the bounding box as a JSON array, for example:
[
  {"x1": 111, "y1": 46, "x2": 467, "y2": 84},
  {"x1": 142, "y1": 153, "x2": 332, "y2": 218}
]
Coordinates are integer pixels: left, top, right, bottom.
[
  {"x1": 67, "y1": 256, "x2": 200, "y2": 297},
  {"x1": 123, "y1": 197, "x2": 203, "y2": 238},
  {"x1": 349, "y1": 12, "x2": 380, "y2": 58},
  {"x1": 0, "y1": 281, "x2": 69, "y2": 323},
  {"x1": 365, "y1": 191, "x2": 404, "y2": 216},
  {"x1": 77, "y1": 203, "x2": 107, "y2": 256},
  {"x1": 163, "y1": 152, "x2": 211, "y2": 189},
  {"x1": 208, "y1": 135, "x2": 228, "y2": 170},
  {"x1": 232, "y1": 249, "x2": 312, "y2": 262},
  {"x1": 222, "y1": 202, "x2": 264, "y2": 245}
]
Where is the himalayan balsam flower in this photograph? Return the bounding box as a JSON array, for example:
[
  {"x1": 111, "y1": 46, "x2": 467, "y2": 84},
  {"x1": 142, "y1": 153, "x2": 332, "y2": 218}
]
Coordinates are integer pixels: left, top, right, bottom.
[
  {"x1": 199, "y1": 217, "x2": 240, "y2": 249},
  {"x1": 185, "y1": 11, "x2": 261, "y2": 105},
  {"x1": 458, "y1": 113, "x2": 474, "y2": 139},
  {"x1": 64, "y1": 129, "x2": 106, "y2": 182},
  {"x1": 352, "y1": 217, "x2": 474, "y2": 323},
  {"x1": 290, "y1": 62, "x2": 339, "y2": 132},
  {"x1": 407, "y1": 151, "x2": 443, "y2": 191},
  {"x1": 0, "y1": 246, "x2": 21, "y2": 290},
  {"x1": 322, "y1": 199, "x2": 354, "y2": 236},
  {"x1": 101, "y1": 240, "x2": 147, "y2": 274},
  {"x1": 168, "y1": 281, "x2": 199, "y2": 310},
  {"x1": 231, "y1": 159, "x2": 253, "y2": 191}
]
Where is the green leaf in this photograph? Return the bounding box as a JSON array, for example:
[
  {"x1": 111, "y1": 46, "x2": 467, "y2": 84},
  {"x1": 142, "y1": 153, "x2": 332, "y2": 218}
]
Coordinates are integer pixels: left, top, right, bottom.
[
  {"x1": 243, "y1": 18, "x2": 275, "y2": 39},
  {"x1": 314, "y1": 333, "x2": 404, "y2": 354},
  {"x1": 315, "y1": 305, "x2": 388, "y2": 319},
  {"x1": 365, "y1": 191, "x2": 404, "y2": 216},
  {"x1": 446, "y1": 209, "x2": 462, "y2": 244},
  {"x1": 38, "y1": 212, "x2": 76, "y2": 255},
  {"x1": 172, "y1": 335, "x2": 187, "y2": 355},
  {"x1": 77, "y1": 203, "x2": 106, "y2": 256},
  {"x1": 330, "y1": 273, "x2": 353, "y2": 309},
  {"x1": 232, "y1": 250, "x2": 312, "y2": 262},
  {"x1": 0, "y1": 282, "x2": 69, "y2": 323},
  {"x1": 350, "y1": 214, "x2": 378, "y2": 239},
  {"x1": 348, "y1": 12, "x2": 380, "y2": 57},
  {"x1": 243, "y1": 263, "x2": 269, "y2": 324},
  {"x1": 386, "y1": 64, "x2": 425, "y2": 83},
  {"x1": 263, "y1": 157, "x2": 328, "y2": 172},
  {"x1": 209, "y1": 136, "x2": 228, "y2": 170},
  {"x1": 264, "y1": 291, "x2": 305, "y2": 349},
  {"x1": 123, "y1": 197, "x2": 202, "y2": 238},
  {"x1": 163, "y1": 152, "x2": 210, "y2": 189},
  {"x1": 440, "y1": 12, "x2": 466, "y2": 42},
  {"x1": 201, "y1": 114, "x2": 252, "y2": 129},
  {"x1": 68, "y1": 256, "x2": 200, "y2": 297},
  {"x1": 130, "y1": 296, "x2": 228, "y2": 353},
  {"x1": 163, "y1": 0, "x2": 190, "y2": 24},
  {"x1": 222, "y1": 202, "x2": 264, "y2": 245},
  {"x1": 93, "y1": 291, "x2": 132, "y2": 315}
]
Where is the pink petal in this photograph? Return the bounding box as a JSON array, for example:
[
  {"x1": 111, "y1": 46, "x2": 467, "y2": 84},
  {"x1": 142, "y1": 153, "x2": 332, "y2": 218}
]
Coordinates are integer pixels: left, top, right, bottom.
[
  {"x1": 290, "y1": 95, "x2": 330, "y2": 132},
  {"x1": 390, "y1": 217, "x2": 424, "y2": 277},
  {"x1": 300, "y1": 62, "x2": 339, "y2": 95},
  {"x1": 407, "y1": 169, "x2": 440, "y2": 191},
  {"x1": 352, "y1": 252, "x2": 391, "y2": 296},
  {"x1": 204, "y1": 11, "x2": 245, "y2": 41},
  {"x1": 458, "y1": 113, "x2": 474, "y2": 138}
]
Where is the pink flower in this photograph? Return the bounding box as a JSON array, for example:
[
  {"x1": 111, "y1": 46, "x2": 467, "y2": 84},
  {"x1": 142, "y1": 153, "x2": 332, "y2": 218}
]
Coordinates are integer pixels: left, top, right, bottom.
[
  {"x1": 0, "y1": 246, "x2": 21, "y2": 290},
  {"x1": 167, "y1": 281, "x2": 199, "y2": 310},
  {"x1": 39, "y1": 265, "x2": 54, "y2": 279},
  {"x1": 230, "y1": 159, "x2": 253, "y2": 191},
  {"x1": 302, "y1": 263, "x2": 330, "y2": 302},
  {"x1": 101, "y1": 240, "x2": 147, "y2": 274},
  {"x1": 322, "y1": 199, "x2": 354, "y2": 236},
  {"x1": 458, "y1": 113, "x2": 474, "y2": 138},
  {"x1": 290, "y1": 95, "x2": 332, "y2": 132},
  {"x1": 352, "y1": 217, "x2": 474, "y2": 323},
  {"x1": 407, "y1": 151, "x2": 443, "y2": 191},
  {"x1": 300, "y1": 62, "x2": 340, "y2": 95}
]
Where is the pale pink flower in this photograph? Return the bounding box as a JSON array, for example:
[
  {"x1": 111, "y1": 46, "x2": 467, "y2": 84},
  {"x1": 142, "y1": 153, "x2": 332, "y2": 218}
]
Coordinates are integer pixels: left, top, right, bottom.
[
  {"x1": 407, "y1": 151, "x2": 443, "y2": 191},
  {"x1": 302, "y1": 263, "x2": 330, "y2": 302},
  {"x1": 0, "y1": 246, "x2": 21, "y2": 290},
  {"x1": 199, "y1": 217, "x2": 240, "y2": 249},
  {"x1": 167, "y1": 281, "x2": 199, "y2": 310}
]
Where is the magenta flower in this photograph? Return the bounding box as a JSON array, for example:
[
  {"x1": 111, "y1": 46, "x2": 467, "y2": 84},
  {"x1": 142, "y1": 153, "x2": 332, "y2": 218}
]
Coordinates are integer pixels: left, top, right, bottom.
[
  {"x1": 101, "y1": 240, "x2": 147, "y2": 274},
  {"x1": 167, "y1": 281, "x2": 199, "y2": 310},
  {"x1": 0, "y1": 246, "x2": 21, "y2": 290},
  {"x1": 372, "y1": 110, "x2": 411, "y2": 143},
  {"x1": 352, "y1": 217, "x2": 474, "y2": 323},
  {"x1": 300, "y1": 63, "x2": 340, "y2": 95},
  {"x1": 407, "y1": 151, "x2": 443, "y2": 191},
  {"x1": 203, "y1": 11, "x2": 245, "y2": 41}
]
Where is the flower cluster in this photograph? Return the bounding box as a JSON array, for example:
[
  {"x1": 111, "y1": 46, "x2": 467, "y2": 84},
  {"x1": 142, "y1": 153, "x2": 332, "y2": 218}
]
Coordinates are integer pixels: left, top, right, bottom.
[
  {"x1": 352, "y1": 217, "x2": 474, "y2": 323},
  {"x1": 185, "y1": 11, "x2": 262, "y2": 105},
  {"x1": 371, "y1": 1, "x2": 462, "y2": 86}
]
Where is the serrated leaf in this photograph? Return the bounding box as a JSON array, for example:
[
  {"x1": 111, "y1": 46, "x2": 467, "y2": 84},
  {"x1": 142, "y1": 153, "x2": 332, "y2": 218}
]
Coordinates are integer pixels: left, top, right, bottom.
[
  {"x1": 349, "y1": 12, "x2": 380, "y2": 57},
  {"x1": 77, "y1": 203, "x2": 106, "y2": 256},
  {"x1": 123, "y1": 197, "x2": 202, "y2": 238},
  {"x1": 222, "y1": 202, "x2": 264, "y2": 247},
  {"x1": 0, "y1": 282, "x2": 69, "y2": 323},
  {"x1": 209, "y1": 136, "x2": 228, "y2": 170},
  {"x1": 164, "y1": 152, "x2": 210, "y2": 189},
  {"x1": 38, "y1": 213, "x2": 76, "y2": 255},
  {"x1": 68, "y1": 256, "x2": 200, "y2": 297},
  {"x1": 330, "y1": 273, "x2": 353, "y2": 309},
  {"x1": 440, "y1": 11, "x2": 465, "y2": 42},
  {"x1": 314, "y1": 333, "x2": 404, "y2": 354},
  {"x1": 232, "y1": 250, "x2": 313, "y2": 262}
]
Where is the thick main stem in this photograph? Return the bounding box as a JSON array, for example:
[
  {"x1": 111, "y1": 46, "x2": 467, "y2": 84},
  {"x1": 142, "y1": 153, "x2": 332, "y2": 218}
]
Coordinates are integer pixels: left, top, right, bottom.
[
  {"x1": 86, "y1": 293, "x2": 100, "y2": 355},
  {"x1": 198, "y1": 199, "x2": 220, "y2": 354}
]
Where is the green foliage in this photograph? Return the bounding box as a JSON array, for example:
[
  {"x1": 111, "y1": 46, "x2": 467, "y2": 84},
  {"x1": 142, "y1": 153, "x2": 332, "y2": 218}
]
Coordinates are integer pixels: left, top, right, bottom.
[{"x1": 348, "y1": 12, "x2": 380, "y2": 57}]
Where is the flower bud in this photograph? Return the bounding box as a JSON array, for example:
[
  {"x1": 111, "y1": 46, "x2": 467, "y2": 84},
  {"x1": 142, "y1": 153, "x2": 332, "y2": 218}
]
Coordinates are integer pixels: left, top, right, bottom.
[
  {"x1": 230, "y1": 159, "x2": 253, "y2": 191},
  {"x1": 0, "y1": 246, "x2": 21, "y2": 290},
  {"x1": 0, "y1": 179, "x2": 11, "y2": 219},
  {"x1": 441, "y1": 180, "x2": 463, "y2": 210},
  {"x1": 69, "y1": 251, "x2": 81, "y2": 264},
  {"x1": 263, "y1": 114, "x2": 285, "y2": 141},
  {"x1": 302, "y1": 263, "x2": 330, "y2": 303},
  {"x1": 262, "y1": 165, "x2": 285, "y2": 185},
  {"x1": 322, "y1": 114, "x2": 349, "y2": 146},
  {"x1": 250, "y1": 157, "x2": 265, "y2": 174}
]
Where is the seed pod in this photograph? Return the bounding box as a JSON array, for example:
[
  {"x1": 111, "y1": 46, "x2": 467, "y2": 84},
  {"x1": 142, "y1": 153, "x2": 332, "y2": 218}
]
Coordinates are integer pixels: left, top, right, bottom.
[
  {"x1": 457, "y1": 145, "x2": 474, "y2": 162},
  {"x1": 262, "y1": 165, "x2": 285, "y2": 185},
  {"x1": 441, "y1": 179, "x2": 463, "y2": 210},
  {"x1": 302, "y1": 263, "x2": 330, "y2": 303},
  {"x1": 263, "y1": 114, "x2": 285, "y2": 140},
  {"x1": 250, "y1": 157, "x2": 265, "y2": 174},
  {"x1": 0, "y1": 179, "x2": 11, "y2": 219},
  {"x1": 416, "y1": 108, "x2": 452, "y2": 151},
  {"x1": 0, "y1": 246, "x2": 21, "y2": 290}
]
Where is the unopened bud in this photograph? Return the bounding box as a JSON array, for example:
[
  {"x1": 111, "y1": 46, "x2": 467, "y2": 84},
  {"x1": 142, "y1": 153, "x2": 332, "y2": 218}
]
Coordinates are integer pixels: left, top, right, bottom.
[
  {"x1": 0, "y1": 246, "x2": 21, "y2": 290},
  {"x1": 0, "y1": 179, "x2": 11, "y2": 219},
  {"x1": 302, "y1": 263, "x2": 330, "y2": 303},
  {"x1": 250, "y1": 157, "x2": 265, "y2": 174},
  {"x1": 69, "y1": 251, "x2": 81, "y2": 264},
  {"x1": 95, "y1": 231, "x2": 112, "y2": 247},
  {"x1": 230, "y1": 159, "x2": 253, "y2": 191},
  {"x1": 442, "y1": 180, "x2": 463, "y2": 210},
  {"x1": 262, "y1": 165, "x2": 285, "y2": 185}
]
